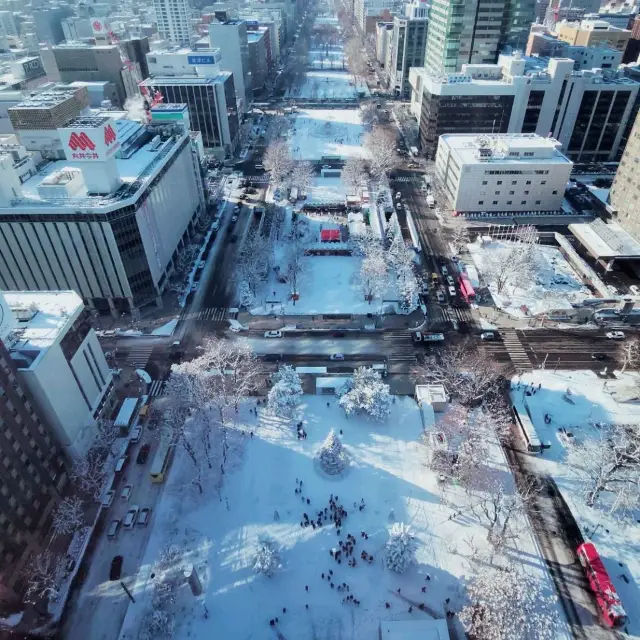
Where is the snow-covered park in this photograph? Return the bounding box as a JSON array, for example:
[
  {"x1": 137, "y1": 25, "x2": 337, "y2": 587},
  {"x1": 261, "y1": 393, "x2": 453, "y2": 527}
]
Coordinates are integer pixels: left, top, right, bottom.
[
  {"x1": 514, "y1": 370, "x2": 640, "y2": 637},
  {"x1": 468, "y1": 237, "x2": 595, "y2": 318},
  {"x1": 305, "y1": 176, "x2": 351, "y2": 205},
  {"x1": 308, "y1": 48, "x2": 346, "y2": 70},
  {"x1": 288, "y1": 109, "x2": 367, "y2": 161},
  {"x1": 117, "y1": 365, "x2": 565, "y2": 640},
  {"x1": 288, "y1": 70, "x2": 369, "y2": 100}
]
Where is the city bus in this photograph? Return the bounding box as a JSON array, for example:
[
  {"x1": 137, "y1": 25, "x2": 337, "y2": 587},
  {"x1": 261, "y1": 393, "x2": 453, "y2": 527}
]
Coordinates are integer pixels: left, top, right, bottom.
[
  {"x1": 512, "y1": 405, "x2": 542, "y2": 453},
  {"x1": 458, "y1": 273, "x2": 476, "y2": 303},
  {"x1": 577, "y1": 542, "x2": 627, "y2": 627},
  {"x1": 150, "y1": 437, "x2": 174, "y2": 483}
]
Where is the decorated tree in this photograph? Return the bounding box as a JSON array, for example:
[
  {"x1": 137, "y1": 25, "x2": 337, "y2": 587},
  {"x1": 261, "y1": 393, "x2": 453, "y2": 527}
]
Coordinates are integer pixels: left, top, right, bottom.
[
  {"x1": 318, "y1": 429, "x2": 349, "y2": 475},
  {"x1": 339, "y1": 367, "x2": 391, "y2": 421},
  {"x1": 267, "y1": 365, "x2": 303, "y2": 417},
  {"x1": 384, "y1": 522, "x2": 416, "y2": 573}
]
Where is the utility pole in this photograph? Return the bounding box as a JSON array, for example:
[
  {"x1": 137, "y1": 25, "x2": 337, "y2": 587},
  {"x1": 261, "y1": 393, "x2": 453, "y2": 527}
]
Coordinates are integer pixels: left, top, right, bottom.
[{"x1": 120, "y1": 581, "x2": 135, "y2": 603}]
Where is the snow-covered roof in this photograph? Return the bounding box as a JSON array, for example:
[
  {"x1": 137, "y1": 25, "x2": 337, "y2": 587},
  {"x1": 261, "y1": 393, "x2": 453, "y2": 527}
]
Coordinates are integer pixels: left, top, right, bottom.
[
  {"x1": 416, "y1": 384, "x2": 447, "y2": 405},
  {"x1": 316, "y1": 376, "x2": 351, "y2": 390},
  {"x1": 380, "y1": 620, "x2": 450, "y2": 640},
  {"x1": 569, "y1": 218, "x2": 640, "y2": 259}
]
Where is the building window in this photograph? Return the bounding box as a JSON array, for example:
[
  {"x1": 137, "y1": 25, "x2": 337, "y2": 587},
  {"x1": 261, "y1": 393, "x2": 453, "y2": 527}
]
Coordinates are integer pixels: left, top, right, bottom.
[
  {"x1": 524, "y1": 152, "x2": 534, "y2": 156},
  {"x1": 509, "y1": 191, "x2": 514, "y2": 195},
  {"x1": 526, "y1": 180, "x2": 531, "y2": 185},
  {"x1": 535, "y1": 200, "x2": 541, "y2": 204},
  {"x1": 524, "y1": 190, "x2": 529, "y2": 195},
  {"x1": 495, "y1": 191, "x2": 500, "y2": 195},
  {"x1": 521, "y1": 200, "x2": 526, "y2": 204},
  {"x1": 492, "y1": 201, "x2": 498, "y2": 205},
  {"x1": 541, "y1": 181, "x2": 546, "y2": 185},
  {"x1": 511, "y1": 181, "x2": 517, "y2": 185},
  {"x1": 478, "y1": 200, "x2": 484, "y2": 205},
  {"x1": 552, "y1": 190, "x2": 558, "y2": 195},
  {"x1": 507, "y1": 200, "x2": 512, "y2": 204},
  {"x1": 497, "y1": 180, "x2": 502, "y2": 185},
  {"x1": 482, "y1": 181, "x2": 487, "y2": 185}
]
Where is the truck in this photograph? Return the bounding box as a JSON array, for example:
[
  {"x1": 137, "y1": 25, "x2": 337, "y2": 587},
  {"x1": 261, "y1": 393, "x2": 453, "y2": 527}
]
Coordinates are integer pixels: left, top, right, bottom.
[
  {"x1": 426, "y1": 194, "x2": 435, "y2": 209},
  {"x1": 289, "y1": 187, "x2": 299, "y2": 202},
  {"x1": 413, "y1": 332, "x2": 445, "y2": 343}
]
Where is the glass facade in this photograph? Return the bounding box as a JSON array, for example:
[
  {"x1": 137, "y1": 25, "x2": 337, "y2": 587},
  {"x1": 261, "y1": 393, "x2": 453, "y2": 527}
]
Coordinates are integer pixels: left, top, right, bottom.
[{"x1": 522, "y1": 90, "x2": 545, "y2": 133}]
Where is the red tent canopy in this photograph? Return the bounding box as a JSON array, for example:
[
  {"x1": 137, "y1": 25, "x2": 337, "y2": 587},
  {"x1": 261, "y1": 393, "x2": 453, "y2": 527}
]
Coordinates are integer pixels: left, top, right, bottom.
[{"x1": 320, "y1": 229, "x2": 340, "y2": 242}]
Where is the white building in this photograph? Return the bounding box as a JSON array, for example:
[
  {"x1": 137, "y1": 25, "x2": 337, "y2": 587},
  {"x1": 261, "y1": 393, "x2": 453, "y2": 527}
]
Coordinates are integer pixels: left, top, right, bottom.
[
  {"x1": 435, "y1": 133, "x2": 573, "y2": 214},
  {"x1": 354, "y1": 0, "x2": 400, "y2": 33},
  {"x1": 0, "y1": 116, "x2": 206, "y2": 315},
  {"x1": 146, "y1": 47, "x2": 222, "y2": 77},
  {"x1": 375, "y1": 22, "x2": 393, "y2": 65},
  {"x1": 1, "y1": 290, "x2": 115, "y2": 458},
  {"x1": 153, "y1": 0, "x2": 192, "y2": 46}
]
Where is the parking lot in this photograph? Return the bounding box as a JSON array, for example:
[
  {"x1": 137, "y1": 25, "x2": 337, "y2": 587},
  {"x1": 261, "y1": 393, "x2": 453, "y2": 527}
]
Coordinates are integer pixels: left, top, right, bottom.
[{"x1": 62, "y1": 428, "x2": 165, "y2": 640}]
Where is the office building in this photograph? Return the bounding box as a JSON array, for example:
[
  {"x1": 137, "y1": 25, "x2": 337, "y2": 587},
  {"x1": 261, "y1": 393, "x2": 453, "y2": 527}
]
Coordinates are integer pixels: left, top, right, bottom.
[
  {"x1": 121, "y1": 37, "x2": 151, "y2": 80},
  {"x1": 52, "y1": 43, "x2": 139, "y2": 108},
  {"x1": 247, "y1": 29, "x2": 269, "y2": 91},
  {"x1": 376, "y1": 22, "x2": 393, "y2": 65},
  {"x1": 247, "y1": 23, "x2": 274, "y2": 69},
  {"x1": 141, "y1": 74, "x2": 239, "y2": 155},
  {"x1": 153, "y1": 0, "x2": 192, "y2": 46},
  {"x1": 209, "y1": 20, "x2": 253, "y2": 111},
  {"x1": 354, "y1": 0, "x2": 399, "y2": 34},
  {"x1": 410, "y1": 55, "x2": 640, "y2": 161},
  {"x1": 0, "y1": 294, "x2": 68, "y2": 589},
  {"x1": 0, "y1": 11, "x2": 18, "y2": 40},
  {"x1": 61, "y1": 17, "x2": 94, "y2": 42},
  {"x1": 423, "y1": 0, "x2": 536, "y2": 74},
  {"x1": 387, "y1": 5, "x2": 428, "y2": 97},
  {"x1": 556, "y1": 19, "x2": 631, "y2": 54},
  {"x1": 32, "y1": 7, "x2": 73, "y2": 45},
  {"x1": 526, "y1": 31, "x2": 623, "y2": 69},
  {"x1": 435, "y1": 133, "x2": 573, "y2": 214},
  {"x1": 0, "y1": 116, "x2": 206, "y2": 315},
  {"x1": 2, "y1": 291, "x2": 115, "y2": 459}
]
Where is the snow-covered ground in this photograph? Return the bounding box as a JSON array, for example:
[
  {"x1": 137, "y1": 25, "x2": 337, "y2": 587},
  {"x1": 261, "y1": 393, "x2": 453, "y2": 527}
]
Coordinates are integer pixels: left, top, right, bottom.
[
  {"x1": 468, "y1": 239, "x2": 595, "y2": 318},
  {"x1": 118, "y1": 396, "x2": 565, "y2": 640},
  {"x1": 289, "y1": 70, "x2": 369, "y2": 100},
  {"x1": 513, "y1": 370, "x2": 640, "y2": 637},
  {"x1": 288, "y1": 109, "x2": 367, "y2": 161},
  {"x1": 308, "y1": 48, "x2": 345, "y2": 69},
  {"x1": 305, "y1": 176, "x2": 350, "y2": 205}
]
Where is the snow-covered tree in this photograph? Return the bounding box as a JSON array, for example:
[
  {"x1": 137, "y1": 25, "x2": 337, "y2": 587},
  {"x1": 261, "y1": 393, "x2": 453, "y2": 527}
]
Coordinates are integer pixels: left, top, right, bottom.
[
  {"x1": 90, "y1": 418, "x2": 119, "y2": 455},
  {"x1": 360, "y1": 102, "x2": 380, "y2": 127},
  {"x1": 284, "y1": 220, "x2": 308, "y2": 304},
  {"x1": 339, "y1": 367, "x2": 391, "y2": 421},
  {"x1": 341, "y1": 157, "x2": 367, "y2": 194},
  {"x1": 364, "y1": 127, "x2": 399, "y2": 179},
  {"x1": 387, "y1": 231, "x2": 419, "y2": 313},
  {"x1": 566, "y1": 423, "x2": 640, "y2": 512},
  {"x1": 483, "y1": 240, "x2": 539, "y2": 295},
  {"x1": 71, "y1": 456, "x2": 107, "y2": 501},
  {"x1": 460, "y1": 557, "x2": 559, "y2": 640},
  {"x1": 384, "y1": 522, "x2": 416, "y2": 573},
  {"x1": 253, "y1": 537, "x2": 282, "y2": 577},
  {"x1": 318, "y1": 429, "x2": 349, "y2": 475},
  {"x1": 267, "y1": 365, "x2": 303, "y2": 417},
  {"x1": 264, "y1": 140, "x2": 293, "y2": 188},
  {"x1": 620, "y1": 338, "x2": 640, "y2": 373},
  {"x1": 291, "y1": 161, "x2": 315, "y2": 193},
  {"x1": 51, "y1": 496, "x2": 85, "y2": 539},
  {"x1": 236, "y1": 231, "x2": 273, "y2": 304},
  {"x1": 355, "y1": 235, "x2": 389, "y2": 304},
  {"x1": 22, "y1": 551, "x2": 61, "y2": 604},
  {"x1": 139, "y1": 609, "x2": 175, "y2": 640}
]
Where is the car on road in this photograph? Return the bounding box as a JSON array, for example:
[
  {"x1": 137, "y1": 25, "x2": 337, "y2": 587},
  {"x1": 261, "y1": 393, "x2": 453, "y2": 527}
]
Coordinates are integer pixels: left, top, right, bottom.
[
  {"x1": 123, "y1": 505, "x2": 139, "y2": 529},
  {"x1": 446, "y1": 276, "x2": 455, "y2": 286},
  {"x1": 448, "y1": 286, "x2": 456, "y2": 297},
  {"x1": 591, "y1": 353, "x2": 608, "y2": 360},
  {"x1": 191, "y1": 282, "x2": 199, "y2": 293},
  {"x1": 441, "y1": 266, "x2": 448, "y2": 276},
  {"x1": 420, "y1": 283, "x2": 430, "y2": 295},
  {"x1": 197, "y1": 260, "x2": 205, "y2": 270},
  {"x1": 480, "y1": 332, "x2": 496, "y2": 340},
  {"x1": 107, "y1": 519, "x2": 120, "y2": 540},
  {"x1": 138, "y1": 508, "x2": 152, "y2": 527},
  {"x1": 436, "y1": 291, "x2": 446, "y2": 303},
  {"x1": 231, "y1": 215, "x2": 238, "y2": 223},
  {"x1": 114, "y1": 456, "x2": 128, "y2": 473},
  {"x1": 121, "y1": 484, "x2": 133, "y2": 501},
  {"x1": 329, "y1": 353, "x2": 345, "y2": 360},
  {"x1": 264, "y1": 330, "x2": 283, "y2": 338},
  {"x1": 606, "y1": 331, "x2": 625, "y2": 340},
  {"x1": 255, "y1": 163, "x2": 265, "y2": 170},
  {"x1": 630, "y1": 285, "x2": 640, "y2": 295},
  {"x1": 136, "y1": 444, "x2": 150, "y2": 465},
  {"x1": 130, "y1": 426, "x2": 142, "y2": 444},
  {"x1": 109, "y1": 555, "x2": 123, "y2": 580},
  {"x1": 395, "y1": 192, "x2": 401, "y2": 199},
  {"x1": 101, "y1": 489, "x2": 115, "y2": 508},
  {"x1": 230, "y1": 234, "x2": 238, "y2": 243}
]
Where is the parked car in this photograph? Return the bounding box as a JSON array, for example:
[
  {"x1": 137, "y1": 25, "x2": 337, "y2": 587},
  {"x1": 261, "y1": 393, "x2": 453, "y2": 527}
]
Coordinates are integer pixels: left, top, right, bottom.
[
  {"x1": 606, "y1": 331, "x2": 625, "y2": 340},
  {"x1": 255, "y1": 163, "x2": 265, "y2": 170},
  {"x1": 130, "y1": 426, "x2": 142, "y2": 444},
  {"x1": 480, "y1": 332, "x2": 496, "y2": 340},
  {"x1": 231, "y1": 214, "x2": 238, "y2": 223},
  {"x1": 121, "y1": 484, "x2": 133, "y2": 501},
  {"x1": 114, "y1": 456, "x2": 128, "y2": 473},
  {"x1": 101, "y1": 489, "x2": 115, "y2": 508},
  {"x1": 109, "y1": 555, "x2": 123, "y2": 580},
  {"x1": 138, "y1": 508, "x2": 152, "y2": 527},
  {"x1": 330, "y1": 353, "x2": 345, "y2": 361},
  {"x1": 107, "y1": 519, "x2": 120, "y2": 540},
  {"x1": 630, "y1": 285, "x2": 640, "y2": 295},
  {"x1": 264, "y1": 330, "x2": 283, "y2": 338},
  {"x1": 123, "y1": 505, "x2": 139, "y2": 529},
  {"x1": 136, "y1": 444, "x2": 150, "y2": 465},
  {"x1": 448, "y1": 286, "x2": 456, "y2": 297}
]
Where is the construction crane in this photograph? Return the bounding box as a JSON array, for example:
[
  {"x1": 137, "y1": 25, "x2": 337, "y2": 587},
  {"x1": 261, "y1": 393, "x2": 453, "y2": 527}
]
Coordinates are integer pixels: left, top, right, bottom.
[{"x1": 107, "y1": 29, "x2": 142, "y2": 86}]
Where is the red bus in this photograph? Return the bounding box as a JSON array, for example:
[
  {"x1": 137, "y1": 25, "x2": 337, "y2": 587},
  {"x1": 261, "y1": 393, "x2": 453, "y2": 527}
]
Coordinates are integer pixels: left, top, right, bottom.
[
  {"x1": 577, "y1": 542, "x2": 627, "y2": 627},
  {"x1": 458, "y1": 273, "x2": 476, "y2": 303}
]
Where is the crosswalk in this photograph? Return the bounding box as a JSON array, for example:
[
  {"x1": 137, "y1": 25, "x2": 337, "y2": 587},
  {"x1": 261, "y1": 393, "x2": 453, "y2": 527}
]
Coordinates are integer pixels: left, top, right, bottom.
[
  {"x1": 126, "y1": 344, "x2": 155, "y2": 368},
  {"x1": 501, "y1": 330, "x2": 532, "y2": 372},
  {"x1": 390, "y1": 176, "x2": 422, "y2": 183},
  {"x1": 383, "y1": 330, "x2": 417, "y2": 362},
  {"x1": 184, "y1": 307, "x2": 230, "y2": 322},
  {"x1": 149, "y1": 379, "x2": 168, "y2": 397}
]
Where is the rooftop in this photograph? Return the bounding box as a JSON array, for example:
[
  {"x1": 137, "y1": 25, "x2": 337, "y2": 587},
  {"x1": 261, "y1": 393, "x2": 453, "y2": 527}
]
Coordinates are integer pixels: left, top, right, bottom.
[
  {"x1": 141, "y1": 72, "x2": 231, "y2": 86},
  {"x1": 2, "y1": 290, "x2": 83, "y2": 368},
  {"x1": 569, "y1": 218, "x2": 640, "y2": 259}
]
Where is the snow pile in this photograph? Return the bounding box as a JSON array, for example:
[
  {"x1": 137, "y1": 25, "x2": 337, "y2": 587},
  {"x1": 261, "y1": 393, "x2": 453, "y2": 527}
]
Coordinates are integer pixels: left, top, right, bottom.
[
  {"x1": 267, "y1": 366, "x2": 303, "y2": 418},
  {"x1": 339, "y1": 367, "x2": 391, "y2": 421},
  {"x1": 317, "y1": 429, "x2": 350, "y2": 475},
  {"x1": 384, "y1": 522, "x2": 416, "y2": 573},
  {"x1": 253, "y1": 537, "x2": 282, "y2": 577},
  {"x1": 468, "y1": 239, "x2": 594, "y2": 318}
]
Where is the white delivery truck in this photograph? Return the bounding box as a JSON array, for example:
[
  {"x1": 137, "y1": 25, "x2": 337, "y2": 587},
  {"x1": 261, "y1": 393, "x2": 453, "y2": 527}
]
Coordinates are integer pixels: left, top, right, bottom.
[{"x1": 426, "y1": 194, "x2": 435, "y2": 208}]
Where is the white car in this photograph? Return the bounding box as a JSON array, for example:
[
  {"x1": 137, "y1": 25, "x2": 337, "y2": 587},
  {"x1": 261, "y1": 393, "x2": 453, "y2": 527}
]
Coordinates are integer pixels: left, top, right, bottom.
[
  {"x1": 123, "y1": 505, "x2": 139, "y2": 529},
  {"x1": 446, "y1": 276, "x2": 455, "y2": 286},
  {"x1": 441, "y1": 266, "x2": 448, "y2": 276},
  {"x1": 436, "y1": 291, "x2": 446, "y2": 303},
  {"x1": 264, "y1": 330, "x2": 283, "y2": 338},
  {"x1": 330, "y1": 353, "x2": 345, "y2": 361},
  {"x1": 101, "y1": 489, "x2": 115, "y2": 508},
  {"x1": 130, "y1": 426, "x2": 142, "y2": 444},
  {"x1": 606, "y1": 331, "x2": 625, "y2": 340},
  {"x1": 448, "y1": 286, "x2": 456, "y2": 297},
  {"x1": 480, "y1": 332, "x2": 496, "y2": 340},
  {"x1": 121, "y1": 484, "x2": 133, "y2": 501}
]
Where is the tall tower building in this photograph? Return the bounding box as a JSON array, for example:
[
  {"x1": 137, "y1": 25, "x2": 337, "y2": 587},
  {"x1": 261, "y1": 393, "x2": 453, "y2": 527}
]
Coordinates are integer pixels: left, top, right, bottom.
[
  {"x1": 154, "y1": 0, "x2": 192, "y2": 46},
  {"x1": 424, "y1": 0, "x2": 535, "y2": 73}
]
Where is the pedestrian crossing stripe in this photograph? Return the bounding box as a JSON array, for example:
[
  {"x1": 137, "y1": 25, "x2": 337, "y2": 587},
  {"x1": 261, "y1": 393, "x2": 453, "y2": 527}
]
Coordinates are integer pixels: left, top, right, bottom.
[
  {"x1": 149, "y1": 379, "x2": 167, "y2": 397},
  {"x1": 184, "y1": 307, "x2": 229, "y2": 321}
]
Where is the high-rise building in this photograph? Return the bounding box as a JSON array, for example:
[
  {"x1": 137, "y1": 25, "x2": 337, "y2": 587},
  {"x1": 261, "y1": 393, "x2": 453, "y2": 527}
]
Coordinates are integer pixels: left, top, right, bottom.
[
  {"x1": 32, "y1": 7, "x2": 73, "y2": 45},
  {"x1": 153, "y1": 0, "x2": 192, "y2": 46},
  {"x1": 247, "y1": 29, "x2": 269, "y2": 91},
  {"x1": 354, "y1": 0, "x2": 399, "y2": 34},
  {"x1": 423, "y1": 0, "x2": 536, "y2": 74},
  {"x1": 0, "y1": 295, "x2": 68, "y2": 588},
  {"x1": 61, "y1": 17, "x2": 93, "y2": 42},
  {"x1": 409, "y1": 55, "x2": 640, "y2": 160},
  {"x1": 52, "y1": 43, "x2": 139, "y2": 108},
  {"x1": 387, "y1": 3, "x2": 428, "y2": 98},
  {"x1": 209, "y1": 20, "x2": 253, "y2": 111},
  {"x1": 556, "y1": 19, "x2": 631, "y2": 54}
]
